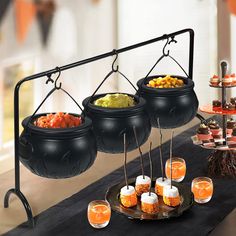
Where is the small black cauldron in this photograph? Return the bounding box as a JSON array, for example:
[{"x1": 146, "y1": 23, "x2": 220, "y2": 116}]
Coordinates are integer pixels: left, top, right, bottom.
[
  {"x1": 19, "y1": 114, "x2": 97, "y2": 179},
  {"x1": 82, "y1": 93, "x2": 151, "y2": 153},
  {"x1": 137, "y1": 75, "x2": 199, "y2": 128}
]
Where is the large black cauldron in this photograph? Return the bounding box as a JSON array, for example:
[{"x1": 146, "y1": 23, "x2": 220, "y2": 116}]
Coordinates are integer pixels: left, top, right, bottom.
[
  {"x1": 19, "y1": 114, "x2": 97, "y2": 179},
  {"x1": 82, "y1": 93, "x2": 151, "y2": 153},
  {"x1": 137, "y1": 75, "x2": 199, "y2": 128}
]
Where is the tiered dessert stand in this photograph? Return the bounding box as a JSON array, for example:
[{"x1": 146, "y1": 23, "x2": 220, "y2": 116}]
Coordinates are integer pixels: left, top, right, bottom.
[{"x1": 193, "y1": 61, "x2": 236, "y2": 177}]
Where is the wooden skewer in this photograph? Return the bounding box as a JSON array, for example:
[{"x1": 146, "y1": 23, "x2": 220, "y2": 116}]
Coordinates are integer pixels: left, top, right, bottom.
[
  {"x1": 123, "y1": 133, "x2": 129, "y2": 189},
  {"x1": 170, "y1": 130, "x2": 174, "y2": 189},
  {"x1": 133, "y1": 126, "x2": 145, "y2": 179},
  {"x1": 148, "y1": 141, "x2": 153, "y2": 196},
  {"x1": 157, "y1": 118, "x2": 164, "y2": 181}
]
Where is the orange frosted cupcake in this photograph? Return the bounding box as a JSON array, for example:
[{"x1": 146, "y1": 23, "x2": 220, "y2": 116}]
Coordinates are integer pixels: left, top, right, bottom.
[
  {"x1": 163, "y1": 185, "x2": 180, "y2": 207},
  {"x1": 141, "y1": 192, "x2": 159, "y2": 214},
  {"x1": 135, "y1": 175, "x2": 151, "y2": 196},
  {"x1": 222, "y1": 74, "x2": 232, "y2": 86},
  {"x1": 231, "y1": 73, "x2": 236, "y2": 85},
  {"x1": 209, "y1": 75, "x2": 220, "y2": 86},
  {"x1": 155, "y1": 177, "x2": 171, "y2": 196},
  {"x1": 120, "y1": 186, "x2": 137, "y2": 208}
]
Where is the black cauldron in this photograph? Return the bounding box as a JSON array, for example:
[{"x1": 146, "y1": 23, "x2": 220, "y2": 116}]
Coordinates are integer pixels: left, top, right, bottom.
[
  {"x1": 82, "y1": 93, "x2": 151, "y2": 153},
  {"x1": 19, "y1": 113, "x2": 97, "y2": 179},
  {"x1": 137, "y1": 75, "x2": 199, "y2": 128}
]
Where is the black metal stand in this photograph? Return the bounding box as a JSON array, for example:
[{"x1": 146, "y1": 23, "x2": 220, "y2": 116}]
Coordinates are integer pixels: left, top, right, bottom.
[{"x1": 3, "y1": 28, "x2": 194, "y2": 227}]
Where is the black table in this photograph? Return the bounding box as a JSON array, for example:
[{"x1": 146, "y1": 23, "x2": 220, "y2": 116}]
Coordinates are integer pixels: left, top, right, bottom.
[{"x1": 4, "y1": 122, "x2": 236, "y2": 236}]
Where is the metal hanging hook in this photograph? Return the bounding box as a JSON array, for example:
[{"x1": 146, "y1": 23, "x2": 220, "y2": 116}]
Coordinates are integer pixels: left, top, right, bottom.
[
  {"x1": 54, "y1": 67, "x2": 62, "y2": 89},
  {"x1": 112, "y1": 49, "x2": 119, "y2": 72},
  {"x1": 162, "y1": 37, "x2": 170, "y2": 56},
  {"x1": 162, "y1": 36, "x2": 177, "y2": 57}
]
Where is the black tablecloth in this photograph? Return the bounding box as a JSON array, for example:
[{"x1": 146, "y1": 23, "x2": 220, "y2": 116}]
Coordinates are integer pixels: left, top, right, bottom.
[{"x1": 4, "y1": 122, "x2": 236, "y2": 236}]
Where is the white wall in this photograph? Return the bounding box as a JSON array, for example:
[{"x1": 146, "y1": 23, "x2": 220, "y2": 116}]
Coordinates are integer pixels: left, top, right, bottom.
[
  {"x1": 0, "y1": 0, "x2": 117, "y2": 113},
  {"x1": 0, "y1": 0, "x2": 117, "y2": 173},
  {"x1": 231, "y1": 15, "x2": 236, "y2": 70},
  {"x1": 117, "y1": 0, "x2": 218, "y2": 105}
]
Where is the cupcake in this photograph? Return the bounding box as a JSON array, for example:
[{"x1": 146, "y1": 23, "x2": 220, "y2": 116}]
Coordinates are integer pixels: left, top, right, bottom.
[
  {"x1": 207, "y1": 119, "x2": 221, "y2": 136},
  {"x1": 212, "y1": 100, "x2": 221, "y2": 111},
  {"x1": 222, "y1": 74, "x2": 232, "y2": 86},
  {"x1": 227, "y1": 118, "x2": 236, "y2": 135},
  {"x1": 120, "y1": 186, "x2": 137, "y2": 208},
  {"x1": 223, "y1": 102, "x2": 230, "y2": 111},
  {"x1": 155, "y1": 177, "x2": 171, "y2": 196},
  {"x1": 228, "y1": 103, "x2": 235, "y2": 111},
  {"x1": 230, "y1": 127, "x2": 236, "y2": 142},
  {"x1": 135, "y1": 175, "x2": 151, "y2": 196},
  {"x1": 230, "y1": 97, "x2": 236, "y2": 105},
  {"x1": 163, "y1": 185, "x2": 180, "y2": 207},
  {"x1": 141, "y1": 192, "x2": 159, "y2": 214},
  {"x1": 197, "y1": 123, "x2": 212, "y2": 140},
  {"x1": 231, "y1": 73, "x2": 236, "y2": 86},
  {"x1": 209, "y1": 75, "x2": 220, "y2": 86}
]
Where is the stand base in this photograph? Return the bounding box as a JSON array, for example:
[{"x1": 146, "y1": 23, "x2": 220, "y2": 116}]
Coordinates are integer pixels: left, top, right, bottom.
[
  {"x1": 208, "y1": 150, "x2": 236, "y2": 178},
  {"x1": 4, "y1": 188, "x2": 35, "y2": 227}
]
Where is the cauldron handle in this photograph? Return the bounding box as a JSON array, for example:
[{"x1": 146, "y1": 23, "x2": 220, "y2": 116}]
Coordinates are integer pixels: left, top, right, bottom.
[
  {"x1": 25, "y1": 86, "x2": 84, "y2": 128},
  {"x1": 196, "y1": 113, "x2": 207, "y2": 124},
  {"x1": 85, "y1": 50, "x2": 138, "y2": 107},
  {"x1": 140, "y1": 35, "x2": 192, "y2": 87}
]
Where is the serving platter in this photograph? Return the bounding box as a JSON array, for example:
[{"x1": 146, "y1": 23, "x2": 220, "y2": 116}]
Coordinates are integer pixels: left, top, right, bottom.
[{"x1": 105, "y1": 178, "x2": 193, "y2": 220}]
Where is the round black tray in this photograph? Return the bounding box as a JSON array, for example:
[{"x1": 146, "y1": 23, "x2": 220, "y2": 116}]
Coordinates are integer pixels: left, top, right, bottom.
[{"x1": 105, "y1": 178, "x2": 193, "y2": 220}]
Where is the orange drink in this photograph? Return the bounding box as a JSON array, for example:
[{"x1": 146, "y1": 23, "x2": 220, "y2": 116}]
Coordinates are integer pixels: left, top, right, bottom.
[
  {"x1": 165, "y1": 157, "x2": 186, "y2": 182},
  {"x1": 191, "y1": 177, "x2": 213, "y2": 203},
  {"x1": 87, "y1": 200, "x2": 111, "y2": 228}
]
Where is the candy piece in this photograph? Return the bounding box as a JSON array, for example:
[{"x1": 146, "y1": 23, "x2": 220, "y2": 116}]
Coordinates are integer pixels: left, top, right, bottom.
[
  {"x1": 146, "y1": 75, "x2": 185, "y2": 89},
  {"x1": 155, "y1": 177, "x2": 171, "y2": 196},
  {"x1": 120, "y1": 186, "x2": 137, "y2": 208},
  {"x1": 141, "y1": 192, "x2": 158, "y2": 214},
  {"x1": 34, "y1": 113, "x2": 82, "y2": 128},
  {"x1": 135, "y1": 175, "x2": 151, "y2": 196}
]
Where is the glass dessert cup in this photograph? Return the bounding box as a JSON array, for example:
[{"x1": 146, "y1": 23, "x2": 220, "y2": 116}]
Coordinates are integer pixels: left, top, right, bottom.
[
  {"x1": 87, "y1": 200, "x2": 111, "y2": 229},
  {"x1": 191, "y1": 177, "x2": 213, "y2": 204},
  {"x1": 135, "y1": 175, "x2": 151, "y2": 196},
  {"x1": 165, "y1": 157, "x2": 186, "y2": 182}
]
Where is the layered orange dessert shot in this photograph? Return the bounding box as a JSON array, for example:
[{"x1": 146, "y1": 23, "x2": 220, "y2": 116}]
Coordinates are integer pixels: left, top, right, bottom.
[
  {"x1": 120, "y1": 186, "x2": 137, "y2": 208},
  {"x1": 165, "y1": 157, "x2": 186, "y2": 182},
  {"x1": 163, "y1": 185, "x2": 181, "y2": 207},
  {"x1": 141, "y1": 192, "x2": 159, "y2": 214},
  {"x1": 135, "y1": 175, "x2": 151, "y2": 196},
  {"x1": 155, "y1": 177, "x2": 171, "y2": 196}
]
